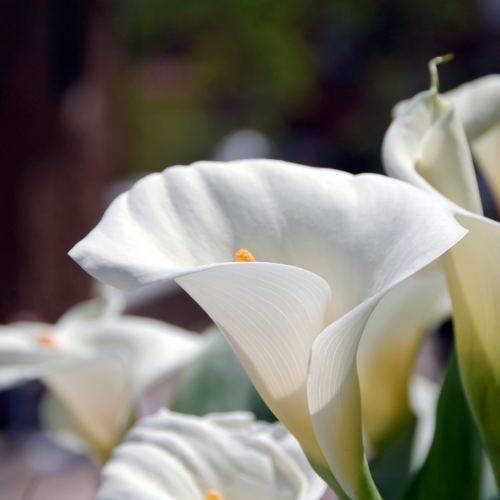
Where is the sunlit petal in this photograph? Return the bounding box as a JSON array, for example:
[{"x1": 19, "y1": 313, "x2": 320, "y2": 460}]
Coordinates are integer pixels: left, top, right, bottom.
[
  {"x1": 358, "y1": 266, "x2": 449, "y2": 450},
  {"x1": 176, "y1": 262, "x2": 331, "y2": 466},
  {"x1": 384, "y1": 91, "x2": 482, "y2": 214},
  {"x1": 442, "y1": 214, "x2": 500, "y2": 479}
]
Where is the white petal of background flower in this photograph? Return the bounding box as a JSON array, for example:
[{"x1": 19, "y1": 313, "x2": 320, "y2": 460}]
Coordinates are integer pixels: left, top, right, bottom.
[
  {"x1": 0, "y1": 287, "x2": 205, "y2": 461},
  {"x1": 408, "y1": 375, "x2": 440, "y2": 472},
  {"x1": 96, "y1": 409, "x2": 327, "y2": 500}
]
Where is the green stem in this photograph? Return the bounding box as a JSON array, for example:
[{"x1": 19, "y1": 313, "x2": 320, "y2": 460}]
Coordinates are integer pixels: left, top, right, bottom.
[
  {"x1": 428, "y1": 54, "x2": 454, "y2": 93},
  {"x1": 310, "y1": 457, "x2": 383, "y2": 500}
]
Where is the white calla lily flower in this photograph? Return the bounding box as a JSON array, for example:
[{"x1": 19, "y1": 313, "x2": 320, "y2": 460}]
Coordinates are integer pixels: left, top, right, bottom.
[
  {"x1": 384, "y1": 57, "x2": 500, "y2": 487},
  {"x1": 0, "y1": 286, "x2": 204, "y2": 462},
  {"x1": 97, "y1": 409, "x2": 328, "y2": 500},
  {"x1": 393, "y1": 74, "x2": 500, "y2": 209},
  {"x1": 70, "y1": 159, "x2": 465, "y2": 499}
]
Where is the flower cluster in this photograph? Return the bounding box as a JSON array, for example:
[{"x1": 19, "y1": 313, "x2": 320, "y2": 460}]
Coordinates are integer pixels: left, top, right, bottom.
[{"x1": 3, "y1": 58, "x2": 500, "y2": 500}]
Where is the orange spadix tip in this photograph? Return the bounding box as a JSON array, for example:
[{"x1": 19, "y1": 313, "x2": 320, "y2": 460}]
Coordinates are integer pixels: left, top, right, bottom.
[
  {"x1": 37, "y1": 330, "x2": 59, "y2": 348},
  {"x1": 234, "y1": 249, "x2": 256, "y2": 262},
  {"x1": 206, "y1": 490, "x2": 224, "y2": 500}
]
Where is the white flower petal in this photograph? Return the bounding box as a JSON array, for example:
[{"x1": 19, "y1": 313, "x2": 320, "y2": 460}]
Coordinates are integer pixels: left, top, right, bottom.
[
  {"x1": 394, "y1": 75, "x2": 500, "y2": 210},
  {"x1": 442, "y1": 75, "x2": 500, "y2": 141},
  {"x1": 442, "y1": 75, "x2": 500, "y2": 208},
  {"x1": 358, "y1": 265, "x2": 450, "y2": 450},
  {"x1": 408, "y1": 375, "x2": 440, "y2": 472},
  {"x1": 97, "y1": 409, "x2": 326, "y2": 500},
  {"x1": 176, "y1": 262, "x2": 331, "y2": 466},
  {"x1": 0, "y1": 293, "x2": 203, "y2": 461},
  {"x1": 418, "y1": 104, "x2": 482, "y2": 214},
  {"x1": 307, "y1": 189, "x2": 465, "y2": 498},
  {"x1": 469, "y1": 123, "x2": 500, "y2": 209},
  {"x1": 77, "y1": 316, "x2": 205, "y2": 397},
  {"x1": 442, "y1": 213, "x2": 500, "y2": 477},
  {"x1": 42, "y1": 356, "x2": 133, "y2": 459},
  {"x1": 71, "y1": 161, "x2": 467, "y2": 323},
  {"x1": 384, "y1": 91, "x2": 482, "y2": 214}
]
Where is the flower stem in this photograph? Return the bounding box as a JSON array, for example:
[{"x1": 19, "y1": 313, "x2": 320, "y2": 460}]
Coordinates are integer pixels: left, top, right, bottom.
[{"x1": 428, "y1": 54, "x2": 454, "y2": 93}]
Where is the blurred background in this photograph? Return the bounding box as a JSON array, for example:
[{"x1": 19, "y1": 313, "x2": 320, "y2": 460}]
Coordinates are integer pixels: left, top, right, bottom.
[{"x1": 1, "y1": 0, "x2": 500, "y2": 498}]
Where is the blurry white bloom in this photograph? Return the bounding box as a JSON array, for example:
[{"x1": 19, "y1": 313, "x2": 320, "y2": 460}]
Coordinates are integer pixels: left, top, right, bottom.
[
  {"x1": 97, "y1": 409, "x2": 327, "y2": 500},
  {"x1": 70, "y1": 159, "x2": 465, "y2": 499},
  {"x1": 384, "y1": 57, "x2": 500, "y2": 486},
  {"x1": 0, "y1": 286, "x2": 204, "y2": 462},
  {"x1": 408, "y1": 375, "x2": 440, "y2": 472}
]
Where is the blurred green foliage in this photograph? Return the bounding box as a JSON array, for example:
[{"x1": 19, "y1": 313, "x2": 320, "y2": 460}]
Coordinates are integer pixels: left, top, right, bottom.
[
  {"x1": 171, "y1": 327, "x2": 276, "y2": 422},
  {"x1": 115, "y1": 0, "x2": 499, "y2": 173},
  {"x1": 402, "y1": 351, "x2": 484, "y2": 500}
]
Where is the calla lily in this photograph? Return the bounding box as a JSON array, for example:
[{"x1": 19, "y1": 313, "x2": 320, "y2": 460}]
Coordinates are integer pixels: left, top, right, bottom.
[
  {"x1": 70, "y1": 159, "x2": 465, "y2": 499},
  {"x1": 0, "y1": 286, "x2": 204, "y2": 462},
  {"x1": 394, "y1": 74, "x2": 500, "y2": 209},
  {"x1": 96, "y1": 409, "x2": 328, "y2": 500},
  {"x1": 383, "y1": 56, "x2": 500, "y2": 487}
]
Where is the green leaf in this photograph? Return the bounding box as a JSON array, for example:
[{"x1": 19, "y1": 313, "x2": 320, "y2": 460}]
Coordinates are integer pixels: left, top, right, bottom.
[
  {"x1": 370, "y1": 416, "x2": 416, "y2": 500},
  {"x1": 170, "y1": 327, "x2": 276, "y2": 422},
  {"x1": 402, "y1": 349, "x2": 483, "y2": 500}
]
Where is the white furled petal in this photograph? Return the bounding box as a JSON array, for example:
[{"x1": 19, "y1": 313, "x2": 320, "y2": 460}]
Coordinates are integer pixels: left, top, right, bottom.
[
  {"x1": 394, "y1": 75, "x2": 500, "y2": 210},
  {"x1": 384, "y1": 91, "x2": 483, "y2": 214},
  {"x1": 469, "y1": 123, "x2": 500, "y2": 209},
  {"x1": 0, "y1": 287, "x2": 126, "y2": 391},
  {"x1": 41, "y1": 315, "x2": 203, "y2": 460},
  {"x1": 442, "y1": 75, "x2": 500, "y2": 141},
  {"x1": 177, "y1": 189, "x2": 463, "y2": 499},
  {"x1": 97, "y1": 409, "x2": 327, "y2": 500},
  {"x1": 444, "y1": 76, "x2": 500, "y2": 208},
  {"x1": 307, "y1": 191, "x2": 466, "y2": 499},
  {"x1": 76, "y1": 316, "x2": 205, "y2": 398},
  {"x1": 176, "y1": 262, "x2": 331, "y2": 466},
  {"x1": 442, "y1": 214, "x2": 500, "y2": 482},
  {"x1": 357, "y1": 265, "x2": 450, "y2": 450},
  {"x1": 42, "y1": 356, "x2": 133, "y2": 460},
  {"x1": 418, "y1": 104, "x2": 483, "y2": 214}
]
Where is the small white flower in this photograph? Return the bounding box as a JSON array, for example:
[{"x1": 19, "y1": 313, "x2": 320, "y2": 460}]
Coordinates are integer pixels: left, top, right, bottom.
[
  {"x1": 0, "y1": 286, "x2": 204, "y2": 461},
  {"x1": 97, "y1": 409, "x2": 327, "y2": 500}
]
